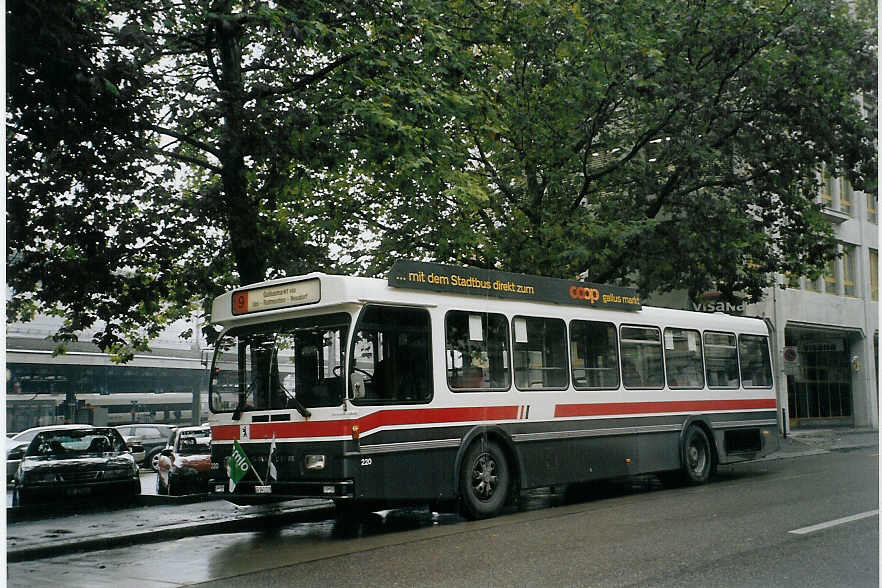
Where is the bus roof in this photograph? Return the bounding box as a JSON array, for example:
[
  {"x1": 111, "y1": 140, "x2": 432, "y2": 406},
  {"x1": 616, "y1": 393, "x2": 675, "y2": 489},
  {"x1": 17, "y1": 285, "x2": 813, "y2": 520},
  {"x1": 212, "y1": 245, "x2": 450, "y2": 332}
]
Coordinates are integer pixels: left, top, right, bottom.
[{"x1": 211, "y1": 270, "x2": 769, "y2": 335}]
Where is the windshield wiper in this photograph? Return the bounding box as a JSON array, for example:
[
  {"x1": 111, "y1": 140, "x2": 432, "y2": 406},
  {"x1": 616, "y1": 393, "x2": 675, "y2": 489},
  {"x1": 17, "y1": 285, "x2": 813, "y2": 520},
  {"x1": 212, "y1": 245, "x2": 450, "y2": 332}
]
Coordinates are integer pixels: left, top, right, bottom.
[{"x1": 278, "y1": 379, "x2": 311, "y2": 419}]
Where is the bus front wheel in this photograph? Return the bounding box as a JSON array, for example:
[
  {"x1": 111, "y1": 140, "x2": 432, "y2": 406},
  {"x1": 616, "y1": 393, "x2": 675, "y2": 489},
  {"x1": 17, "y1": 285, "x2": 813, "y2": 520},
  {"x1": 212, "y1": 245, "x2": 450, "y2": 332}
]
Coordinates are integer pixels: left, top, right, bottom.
[
  {"x1": 459, "y1": 439, "x2": 510, "y2": 519},
  {"x1": 682, "y1": 426, "x2": 714, "y2": 485}
]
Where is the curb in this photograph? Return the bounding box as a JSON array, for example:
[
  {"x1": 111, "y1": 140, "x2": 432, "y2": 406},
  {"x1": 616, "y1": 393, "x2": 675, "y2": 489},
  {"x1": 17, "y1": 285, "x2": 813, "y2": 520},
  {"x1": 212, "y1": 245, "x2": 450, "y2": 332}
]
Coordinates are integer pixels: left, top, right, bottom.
[{"x1": 7, "y1": 501, "x2": 336, "y2": 563}]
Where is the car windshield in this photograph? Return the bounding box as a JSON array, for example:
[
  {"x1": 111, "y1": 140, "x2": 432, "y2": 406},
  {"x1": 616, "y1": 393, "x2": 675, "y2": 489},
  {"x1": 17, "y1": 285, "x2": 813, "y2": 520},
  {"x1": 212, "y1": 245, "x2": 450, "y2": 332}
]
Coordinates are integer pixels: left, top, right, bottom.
[
  {"x1": 27, "y1": 429, "x2": 126, "y2": 458},
  {"x1": 177, "y1": 431, "x2": 211, "y2": 455},
  {"x1": 210, "y1": 313, "x2": 350, "y2": 413}
]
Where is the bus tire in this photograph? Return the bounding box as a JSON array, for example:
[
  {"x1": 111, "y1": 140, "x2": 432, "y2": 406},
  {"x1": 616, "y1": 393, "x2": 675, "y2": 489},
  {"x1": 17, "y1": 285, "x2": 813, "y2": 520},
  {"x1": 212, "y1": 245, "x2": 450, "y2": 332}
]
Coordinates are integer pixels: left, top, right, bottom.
[
  {"x1": 682, "y1": 426, "x2": 714, "y2": 485},
  {"x1": 459, "y1": 439, "x2": 510, "y2": 520}
]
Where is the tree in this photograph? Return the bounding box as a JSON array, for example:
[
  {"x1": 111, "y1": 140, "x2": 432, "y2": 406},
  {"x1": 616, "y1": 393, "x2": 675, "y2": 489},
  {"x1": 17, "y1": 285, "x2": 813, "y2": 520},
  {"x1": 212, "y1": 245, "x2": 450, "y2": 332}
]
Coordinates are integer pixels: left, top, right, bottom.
[
  {"x1": 7, "y1": 0, "x2": 465, "y2": 355},
  {"x1": 354, "y1": 0, "x2": 876, "y2": 303}
]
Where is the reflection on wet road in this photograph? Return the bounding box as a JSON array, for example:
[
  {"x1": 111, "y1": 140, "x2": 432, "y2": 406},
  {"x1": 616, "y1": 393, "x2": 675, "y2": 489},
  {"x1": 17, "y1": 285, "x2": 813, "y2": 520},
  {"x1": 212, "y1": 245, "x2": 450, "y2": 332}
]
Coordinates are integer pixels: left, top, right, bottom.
[{"x1": 8, "y1": 476, "x2": 664, "y2": 588}]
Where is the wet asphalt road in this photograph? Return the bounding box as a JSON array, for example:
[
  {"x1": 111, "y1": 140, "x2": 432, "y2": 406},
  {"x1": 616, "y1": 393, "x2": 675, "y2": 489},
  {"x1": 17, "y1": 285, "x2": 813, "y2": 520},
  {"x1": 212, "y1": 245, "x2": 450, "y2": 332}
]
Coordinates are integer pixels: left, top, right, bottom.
[{"x1": 7, "y1": 449, "x2": 879, "y2": 588}]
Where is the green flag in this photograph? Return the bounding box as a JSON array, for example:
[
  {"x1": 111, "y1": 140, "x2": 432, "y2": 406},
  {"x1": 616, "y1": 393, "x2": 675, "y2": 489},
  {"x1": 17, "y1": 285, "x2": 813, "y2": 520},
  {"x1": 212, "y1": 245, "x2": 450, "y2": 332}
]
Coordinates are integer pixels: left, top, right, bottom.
[{"x1": 227, "y1": 439, "x2": 262, "y2": 491}]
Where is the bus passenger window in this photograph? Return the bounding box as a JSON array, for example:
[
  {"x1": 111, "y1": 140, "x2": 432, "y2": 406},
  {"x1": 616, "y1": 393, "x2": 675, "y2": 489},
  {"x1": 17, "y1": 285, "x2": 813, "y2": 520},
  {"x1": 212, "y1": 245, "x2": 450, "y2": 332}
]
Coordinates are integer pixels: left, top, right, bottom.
[
  {"x1": 704, "y1": 332, "x2": 739, "y2": 389},
  {"x1": 570, "y1": 320, "x2": 619, "y2": 389},
  {"x1": 663, "y1": 328, "x2": 704, "y2": 389},
  {"x1": 350, "y1": 306, "x2": 432, "y2": 404},
  {"x1": 446, "y1": 311, "x2": 511, "y2": 391},
  {"x1": 513, "y1": 316, "x2": 568, "y2": 390},
  {"x1": 738, "y1": 335, "x2": 773, "y2": 388},
  {"x1": 620, "y1": 326, "x2": 664, "y2": 389}
]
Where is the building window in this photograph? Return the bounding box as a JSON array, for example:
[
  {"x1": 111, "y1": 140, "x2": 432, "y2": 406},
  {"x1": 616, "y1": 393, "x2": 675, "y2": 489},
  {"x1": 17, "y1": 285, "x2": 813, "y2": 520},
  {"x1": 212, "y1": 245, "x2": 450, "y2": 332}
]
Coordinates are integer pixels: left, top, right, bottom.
[
  {"x1": 446, "y1": 311, "x2": 511, "y2": 391},
  {"x1": 620, "y1": 326, "x2": 664, "y2": 389},
  {"x1": 512, "y1": 316, "x2": 568, "y2": 390},
  {"x1": 822, "y1": 258, "x2": 838, "y2": 296},
  {"x1": 842, "y1": 245, "x2": 857, "y2": 297},
  {"x1": 663, "y1": 328, "x2": 704, "y2": 389},
  {"x1": 839, "y1": 178, "x2": 852, "y2": 215},
  {"x1": 868, "y1": 192, "x2": 878, "y2": 224},
  {"x1": 804, "y1": 274, "x2": 821, "y2": 293},
  {"x1": 570, "y1": 320, "x2": 619, "y2": 389},
  {"x1": 820, "y1": 167, "x2": 833, "y2": 207},
  {"x1": 870, "y1": 249, "x2": 878, "y2": 301}
]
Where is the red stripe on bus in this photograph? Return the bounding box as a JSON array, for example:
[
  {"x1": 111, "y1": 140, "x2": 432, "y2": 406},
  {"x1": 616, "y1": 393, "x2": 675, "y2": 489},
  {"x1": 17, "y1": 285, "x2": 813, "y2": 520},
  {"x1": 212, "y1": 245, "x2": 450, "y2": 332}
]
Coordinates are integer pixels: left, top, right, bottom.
[
  {"x1": 211, "y1": 405, "x2": 521, "y2": 441},
  {"x1": 553, "y1": 399, "x2": 777, "y2": 418}
]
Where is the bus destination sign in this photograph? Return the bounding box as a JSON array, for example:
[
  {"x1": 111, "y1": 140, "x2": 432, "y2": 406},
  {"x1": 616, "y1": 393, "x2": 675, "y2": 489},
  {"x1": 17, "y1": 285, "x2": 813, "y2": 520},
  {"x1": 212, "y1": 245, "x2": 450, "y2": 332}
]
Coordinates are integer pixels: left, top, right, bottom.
[
  {"x1": 232, "y1": 278, "x2": 321, "y2": 315},
  {"x1": 388, "y1": 261, "x2": 641, "y2": 311}
]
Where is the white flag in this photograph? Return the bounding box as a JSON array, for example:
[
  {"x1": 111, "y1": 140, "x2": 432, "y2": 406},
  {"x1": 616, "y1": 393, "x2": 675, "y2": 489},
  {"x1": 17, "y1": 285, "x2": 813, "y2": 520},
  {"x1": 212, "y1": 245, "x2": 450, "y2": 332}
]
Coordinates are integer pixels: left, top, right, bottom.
[{"x1": 267, "y1": 435, "x2": 278, "y2": 482}]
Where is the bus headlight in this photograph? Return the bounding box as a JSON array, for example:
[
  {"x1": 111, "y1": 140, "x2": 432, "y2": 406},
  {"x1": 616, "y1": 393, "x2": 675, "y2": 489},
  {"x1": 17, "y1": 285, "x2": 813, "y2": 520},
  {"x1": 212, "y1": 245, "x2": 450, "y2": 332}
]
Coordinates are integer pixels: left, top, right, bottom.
[{"x1": 304, "y1": 454, "x2": 326, "y2": 471}]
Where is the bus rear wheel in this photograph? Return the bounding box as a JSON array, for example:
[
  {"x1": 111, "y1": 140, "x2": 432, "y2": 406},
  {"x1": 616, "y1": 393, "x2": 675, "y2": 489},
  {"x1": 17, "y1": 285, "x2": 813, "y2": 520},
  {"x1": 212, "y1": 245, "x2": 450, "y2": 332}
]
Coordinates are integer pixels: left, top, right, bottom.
[
  {"x1": 682, "y1": 426, "x2": 714, "y2": 485},
  {"x1": 459, "y1": 439, "x2": 510, "y2": 519}
]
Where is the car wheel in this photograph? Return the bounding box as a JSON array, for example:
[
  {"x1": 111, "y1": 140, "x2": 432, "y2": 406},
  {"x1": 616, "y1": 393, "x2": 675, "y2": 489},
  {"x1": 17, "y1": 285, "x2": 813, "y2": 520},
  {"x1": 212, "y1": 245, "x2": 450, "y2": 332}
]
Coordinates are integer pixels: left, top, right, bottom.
[
  {"x1": 149, "y1": 449, "x2": 163, "y2": 472},
  {"x1": 156, "y1": 474, "x2": 168, "y2": 495},
  {"x1": 12, "y1": 487, "x2": 27, "y2": 507},
  {"x1": 459, "y1": 439, "x2": 510, "y2": 520}
]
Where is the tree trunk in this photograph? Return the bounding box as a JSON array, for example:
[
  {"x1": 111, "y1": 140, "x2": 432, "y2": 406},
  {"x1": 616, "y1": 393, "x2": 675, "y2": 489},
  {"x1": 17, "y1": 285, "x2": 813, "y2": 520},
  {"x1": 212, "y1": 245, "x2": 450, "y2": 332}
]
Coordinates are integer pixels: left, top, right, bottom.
[{"x1": 215, "y1": 6, "x2": 266, "y2": 285}]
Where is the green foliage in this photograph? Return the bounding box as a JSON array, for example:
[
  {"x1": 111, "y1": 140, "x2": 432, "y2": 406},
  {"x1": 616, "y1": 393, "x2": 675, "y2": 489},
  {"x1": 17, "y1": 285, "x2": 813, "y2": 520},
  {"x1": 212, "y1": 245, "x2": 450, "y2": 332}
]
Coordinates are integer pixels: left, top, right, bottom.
[
  {"x1": 7, "y1": 0, "x2": 468, "y2": 351},
  {"x1": 351, "y1": 0, "x2": 875, "y2": 303},
  {"x1": 6, "y1": 0, "x2": 876, "y2": 357}
]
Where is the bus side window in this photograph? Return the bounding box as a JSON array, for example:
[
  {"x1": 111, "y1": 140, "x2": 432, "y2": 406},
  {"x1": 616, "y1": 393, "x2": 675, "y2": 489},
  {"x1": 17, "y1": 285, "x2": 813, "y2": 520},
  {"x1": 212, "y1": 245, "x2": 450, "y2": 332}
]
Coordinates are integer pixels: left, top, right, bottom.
[
  {"x1": 570, "y1": 320, "x2": 619, "y2": 390},
  {"x1": 512, "y1": 316, "x2": 568, "y2": 390},
  {"x1": 620, "y1": 326, "x2": 664, "y2": 389},
  {"x1": 446, "y1": 311, "x2": 511, "y2": 391},
  {"x1": 738, "y1": 334, "x2": 773, "y2": 388},
  {"x1": 704, "y1": 331, "x2": 739, "y2": 389},
  {"x1": 664, "y1": 328, "x2": 704, "y2": 389}
]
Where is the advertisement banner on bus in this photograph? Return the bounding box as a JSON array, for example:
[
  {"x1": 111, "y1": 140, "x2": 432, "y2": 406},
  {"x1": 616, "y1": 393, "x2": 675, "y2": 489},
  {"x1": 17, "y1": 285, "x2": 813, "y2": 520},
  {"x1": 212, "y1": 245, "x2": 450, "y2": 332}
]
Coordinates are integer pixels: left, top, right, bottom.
[{"x1": 388, "y1": 260, "x2": 641, "y2": 311}]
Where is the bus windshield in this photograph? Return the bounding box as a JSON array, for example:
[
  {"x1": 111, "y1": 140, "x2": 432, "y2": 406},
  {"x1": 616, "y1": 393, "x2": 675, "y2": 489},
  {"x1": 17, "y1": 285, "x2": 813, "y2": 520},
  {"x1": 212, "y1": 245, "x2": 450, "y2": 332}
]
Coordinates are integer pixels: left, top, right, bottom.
[{"x1": 209, "y1": 313, "x2": 350, "y2": 414}]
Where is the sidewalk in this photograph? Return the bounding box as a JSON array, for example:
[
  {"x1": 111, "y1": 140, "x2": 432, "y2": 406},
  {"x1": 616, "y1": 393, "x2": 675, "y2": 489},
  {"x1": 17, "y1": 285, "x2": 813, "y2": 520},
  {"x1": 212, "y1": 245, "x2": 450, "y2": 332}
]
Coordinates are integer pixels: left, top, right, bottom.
[
  {"x1": 761, "y1": 427, "x2": 878, "y2": 461},
  {"x1": 6, "y1": 497, "x2": 335, "y2": 562},
  {"x1": 5, "y1": 428, "x2": 877, "y2": 562}
]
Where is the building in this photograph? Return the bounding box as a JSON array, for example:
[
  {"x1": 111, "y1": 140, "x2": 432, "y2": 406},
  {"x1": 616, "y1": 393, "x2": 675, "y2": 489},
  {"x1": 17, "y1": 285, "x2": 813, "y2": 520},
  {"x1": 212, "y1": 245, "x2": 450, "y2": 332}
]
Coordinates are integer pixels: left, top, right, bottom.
[
  {"x1": 649, "y1": 174, "x2": 878, "y2": 433},
  {"x1": 5, "y1": 314, "x2": 209, "y2": 433}
]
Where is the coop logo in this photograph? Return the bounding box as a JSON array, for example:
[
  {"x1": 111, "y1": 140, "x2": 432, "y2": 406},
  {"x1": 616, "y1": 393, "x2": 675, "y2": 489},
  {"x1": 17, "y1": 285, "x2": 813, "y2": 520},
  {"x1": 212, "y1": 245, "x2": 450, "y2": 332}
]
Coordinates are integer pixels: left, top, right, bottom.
[{"x1": 569, "y1": 286, "x2": 600, "y2": 304}]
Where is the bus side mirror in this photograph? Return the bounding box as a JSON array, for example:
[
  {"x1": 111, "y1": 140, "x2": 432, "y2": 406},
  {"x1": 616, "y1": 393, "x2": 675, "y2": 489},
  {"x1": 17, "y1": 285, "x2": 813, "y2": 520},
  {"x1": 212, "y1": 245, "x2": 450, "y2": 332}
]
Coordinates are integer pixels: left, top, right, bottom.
[{"x1": 350, "y1": 371, "x2": 365, "y2": 399}]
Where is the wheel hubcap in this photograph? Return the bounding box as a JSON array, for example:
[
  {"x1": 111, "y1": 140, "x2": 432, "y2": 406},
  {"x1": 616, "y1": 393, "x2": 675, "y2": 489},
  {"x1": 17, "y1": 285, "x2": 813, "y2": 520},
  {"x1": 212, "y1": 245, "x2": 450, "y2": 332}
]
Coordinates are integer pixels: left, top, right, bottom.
[
  {"x1": 688, "y1": 442, "x2": 706, "y2": 473},
  {"x1": 471, "y1": 454, "x2": 497, "y2": 500}
]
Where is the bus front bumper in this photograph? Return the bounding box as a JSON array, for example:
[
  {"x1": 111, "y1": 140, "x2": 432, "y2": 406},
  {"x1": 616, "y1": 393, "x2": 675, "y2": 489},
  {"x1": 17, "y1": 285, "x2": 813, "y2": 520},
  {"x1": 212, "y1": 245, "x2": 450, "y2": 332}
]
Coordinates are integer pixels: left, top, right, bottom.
[{"x1": 209, "y1": 479, "x2": 354, "y2": 504}]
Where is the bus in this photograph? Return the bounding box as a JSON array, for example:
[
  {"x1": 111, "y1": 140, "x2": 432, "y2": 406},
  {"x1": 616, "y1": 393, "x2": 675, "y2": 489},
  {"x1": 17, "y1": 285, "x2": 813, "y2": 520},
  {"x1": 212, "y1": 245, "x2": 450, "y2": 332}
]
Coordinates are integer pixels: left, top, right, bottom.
[{"x1": 206, "y1": 261, "x2": 779, "y2": 519}]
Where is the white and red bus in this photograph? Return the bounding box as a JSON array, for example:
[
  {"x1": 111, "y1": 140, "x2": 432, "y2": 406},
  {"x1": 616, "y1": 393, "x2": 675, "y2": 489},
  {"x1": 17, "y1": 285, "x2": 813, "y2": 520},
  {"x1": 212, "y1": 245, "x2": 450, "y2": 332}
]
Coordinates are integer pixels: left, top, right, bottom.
[{"x1": 206, "y1": 261, "x2": 778, "y2": 518}]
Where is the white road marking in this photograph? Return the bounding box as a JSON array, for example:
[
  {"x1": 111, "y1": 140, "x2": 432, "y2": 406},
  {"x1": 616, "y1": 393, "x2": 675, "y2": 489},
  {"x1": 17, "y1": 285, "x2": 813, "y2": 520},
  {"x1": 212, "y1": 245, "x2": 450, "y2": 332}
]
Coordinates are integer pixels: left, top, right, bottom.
[{"x1": 789, "y1": 510, "x2": 879, "y2": 535}]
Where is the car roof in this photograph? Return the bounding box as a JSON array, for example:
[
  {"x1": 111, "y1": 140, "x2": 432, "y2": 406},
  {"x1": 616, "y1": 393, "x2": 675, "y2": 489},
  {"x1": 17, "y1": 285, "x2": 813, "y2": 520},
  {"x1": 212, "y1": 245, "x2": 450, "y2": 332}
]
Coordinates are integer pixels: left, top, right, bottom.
[
  {"x1": 11, "y1": 424, "x2": 94, "y2": 439},
  {"x1": 176, "y1": 425, "x2": 211, "y2": 434}
]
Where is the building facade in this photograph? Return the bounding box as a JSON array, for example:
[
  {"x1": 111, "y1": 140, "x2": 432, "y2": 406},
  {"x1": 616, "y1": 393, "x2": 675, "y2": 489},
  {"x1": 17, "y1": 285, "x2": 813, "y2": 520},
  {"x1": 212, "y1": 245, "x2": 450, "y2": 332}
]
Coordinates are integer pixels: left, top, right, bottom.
[
  {"x1": 650, "y1": 175, "x2": 878, "y2": 432},
  {"x1": 5, "y1": 314, "x2": 209, "y2": 433}
]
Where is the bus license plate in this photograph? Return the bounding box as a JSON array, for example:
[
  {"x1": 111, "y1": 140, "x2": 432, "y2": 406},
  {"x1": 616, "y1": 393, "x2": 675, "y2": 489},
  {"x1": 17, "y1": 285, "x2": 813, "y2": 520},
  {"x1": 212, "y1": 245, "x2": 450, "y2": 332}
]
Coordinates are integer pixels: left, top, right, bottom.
[
  {"x1": 255, "y1": 485, "x2": 272, "y2": 494},
  {"x1": 67, "y1": 487, "x2": 91, "y2": 496}
]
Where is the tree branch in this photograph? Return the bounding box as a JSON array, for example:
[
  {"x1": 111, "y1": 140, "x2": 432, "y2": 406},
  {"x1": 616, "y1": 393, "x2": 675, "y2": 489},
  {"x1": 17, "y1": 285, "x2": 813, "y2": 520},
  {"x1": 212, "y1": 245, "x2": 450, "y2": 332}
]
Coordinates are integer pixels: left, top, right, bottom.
[
  {"x1": 147, "y1": 124, "x2": 221, "y2": 158},
  {"x1": 146, "y1": 145, "x2": 222, "y2": 174}
]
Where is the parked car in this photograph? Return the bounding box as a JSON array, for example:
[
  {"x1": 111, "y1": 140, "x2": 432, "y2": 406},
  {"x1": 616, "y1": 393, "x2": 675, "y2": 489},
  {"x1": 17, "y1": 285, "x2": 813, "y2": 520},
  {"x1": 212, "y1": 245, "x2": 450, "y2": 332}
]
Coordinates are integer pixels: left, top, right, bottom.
[
  {"x1": 11, "y1": 426, "x2": 140, "y2": 506},
  {"x1": 156, "y1": 425, "x2": 211, "y2": 496},
  {"x1": 115, "y1": 424, "x2": 175, "y2": 471},
  {"x1": 6, "y1": 424, "x2": 95, "y2": 484},
  {"x1": 120, "y1": 435, "x2": 146, "y2": 464}
]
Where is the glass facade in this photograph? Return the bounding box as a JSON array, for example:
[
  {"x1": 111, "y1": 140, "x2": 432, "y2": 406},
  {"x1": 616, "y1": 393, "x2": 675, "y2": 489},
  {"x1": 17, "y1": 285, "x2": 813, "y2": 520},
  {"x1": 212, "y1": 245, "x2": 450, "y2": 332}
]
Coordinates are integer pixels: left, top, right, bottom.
[{"x1": 785, "y1": 329, "x2": 853, "y2": 424}]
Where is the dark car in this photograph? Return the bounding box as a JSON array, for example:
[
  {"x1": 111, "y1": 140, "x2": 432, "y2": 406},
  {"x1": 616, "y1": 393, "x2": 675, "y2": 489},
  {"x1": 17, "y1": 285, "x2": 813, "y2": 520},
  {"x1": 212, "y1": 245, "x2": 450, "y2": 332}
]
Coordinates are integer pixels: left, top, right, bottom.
[
  {"x1": 156, "y1": 425, "x2": 211, "y2": 496},
  {"x1": 115, "y1": 424, "x2": 175, "y2": 471},
  {"x1": 12, "y1": 427, "x2": 141, "y2": 507},
  {"x1": 6, "y1": 424, "x2": 95, "y2": 484}
]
